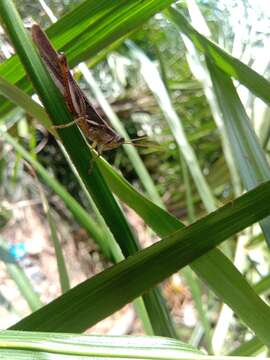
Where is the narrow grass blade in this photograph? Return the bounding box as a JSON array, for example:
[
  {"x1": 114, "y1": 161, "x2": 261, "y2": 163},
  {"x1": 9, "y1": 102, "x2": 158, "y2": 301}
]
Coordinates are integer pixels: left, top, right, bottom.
[
  {"x1": 254, "y1": 274, "x2": 270, "y2": 295},
  {"x1": 38, "y1": 182, "x2": 70, "y2": 293},
  {"x1": 0, "y1": 76, "x2": 52, "y2": 130},
  {"x1": 180, "y1": 153, "x2": 196, "y2": 223},
  {"x1": 182, "y1": 268, "x2": 212, "y2": 353},
  {"x1": 179, "y1": 23, "x2": 241, "y2": 196},
  {"x1": 206, "y1": 60, "x2": 270, "y2": 247},
  {"x1": 127, "y1": 41, "x2": 216, "y2": 213}
]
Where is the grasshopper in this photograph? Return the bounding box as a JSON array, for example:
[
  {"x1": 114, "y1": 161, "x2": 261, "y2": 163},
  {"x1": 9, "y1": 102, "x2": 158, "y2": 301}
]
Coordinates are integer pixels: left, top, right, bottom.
[{"x1": 32, "y1": 24, "x2": 127, "y2": 155}]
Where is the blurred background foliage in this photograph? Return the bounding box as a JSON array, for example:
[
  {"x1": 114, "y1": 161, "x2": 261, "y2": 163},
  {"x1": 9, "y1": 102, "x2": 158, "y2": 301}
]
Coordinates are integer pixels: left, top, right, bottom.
[{"x1": 0, "y1": 0, "x2": 270, "y2": 356}]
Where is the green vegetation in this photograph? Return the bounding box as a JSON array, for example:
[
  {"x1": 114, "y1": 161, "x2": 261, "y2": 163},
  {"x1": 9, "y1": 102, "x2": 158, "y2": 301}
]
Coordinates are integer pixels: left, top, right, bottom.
[{"x1": 0, "y1": 0, "x2": 270, "y2": 358}]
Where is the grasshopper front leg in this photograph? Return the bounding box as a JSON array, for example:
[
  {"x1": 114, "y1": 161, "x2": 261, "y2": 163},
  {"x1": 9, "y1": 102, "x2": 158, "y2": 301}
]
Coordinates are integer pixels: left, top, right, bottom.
[
  {"x1": 88, "y1": 143, "x2": 105, "y2": 174},
  {"x1": 88, "y1": 141, "x2": 98, "y2": 174},
  {"x1": 52, "y1": 117, "x2": 82, "y2": 129}
]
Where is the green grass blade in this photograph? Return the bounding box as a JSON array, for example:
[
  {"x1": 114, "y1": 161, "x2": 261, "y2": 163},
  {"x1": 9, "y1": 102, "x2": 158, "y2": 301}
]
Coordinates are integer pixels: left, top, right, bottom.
[
  {"x1": 46, "y1": 207, "x2": 70, "y2": 294},
  {"x1": 0, "y1": 330, "x2": 203, "y2": 359},
  {"x1": 178, "y1": 17, "x2": 241, "y2": 197},
  {"x1": 0, "y1": 0, "x2": 176, "y2": 337},
  {"x1": 254, "y1": 274, "x2": 270, "y2": 295},
  {"x1": 38, "y1": 185, "x2": 70, "y2": 293},
  {"x1": 10, "y1": 180, "x2": 270, "y2": 346},
  {"x1": 206, "y1": 60, "x2": 270, "y2": 247},
  {"x1": 180, "y1": 153, "x2": 196, "y2": 222},
  {"x1": 182, "y1": 268, "x2": 212, "y2": 353},
  {"x1": 165, "y1": 7, "x2": 270, "y2": 106},
  {"x1": 127, "y1": 41, "x2": 216, "y2": 213},
  {"x1": 0, "y1": 76, "x2": 52, "y2": 130},
  {"x1": 207, "y1": 61, "x2": 270, "y2": 188},
  {"x1": 59, "y1": 143, "x2": 125, "y2": 260}
]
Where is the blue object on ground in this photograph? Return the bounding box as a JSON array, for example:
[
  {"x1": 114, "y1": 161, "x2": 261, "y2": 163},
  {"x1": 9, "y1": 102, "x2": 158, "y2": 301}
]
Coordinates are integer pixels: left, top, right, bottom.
[{"x1": 8, "y1": 243, "x2": 26, "y2": 260}]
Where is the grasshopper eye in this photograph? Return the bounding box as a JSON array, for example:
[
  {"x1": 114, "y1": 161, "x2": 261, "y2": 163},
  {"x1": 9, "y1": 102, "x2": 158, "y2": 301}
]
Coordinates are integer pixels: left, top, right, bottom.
[{"x1": 117, "y1": 136, "x2": 125, "y2": 144}]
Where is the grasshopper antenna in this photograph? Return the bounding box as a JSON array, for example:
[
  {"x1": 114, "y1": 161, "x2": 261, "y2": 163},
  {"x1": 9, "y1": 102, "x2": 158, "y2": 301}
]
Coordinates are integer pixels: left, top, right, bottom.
[{"x1": 123, "y1": 137, "x2": 161, "y2": 150}]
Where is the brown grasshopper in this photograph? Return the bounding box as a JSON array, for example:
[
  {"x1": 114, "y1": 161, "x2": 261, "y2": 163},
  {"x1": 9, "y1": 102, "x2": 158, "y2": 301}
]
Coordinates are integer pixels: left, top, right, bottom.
[{"x1": 32, "y1": 24, "x2": 127, "y2": 155}]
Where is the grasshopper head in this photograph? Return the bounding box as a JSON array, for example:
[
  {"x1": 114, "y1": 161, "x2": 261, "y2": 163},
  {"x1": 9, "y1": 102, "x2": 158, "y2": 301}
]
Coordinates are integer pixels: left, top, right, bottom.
[{"x1": 103, "y1": 134, "x2": 125, "y2": 151}]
